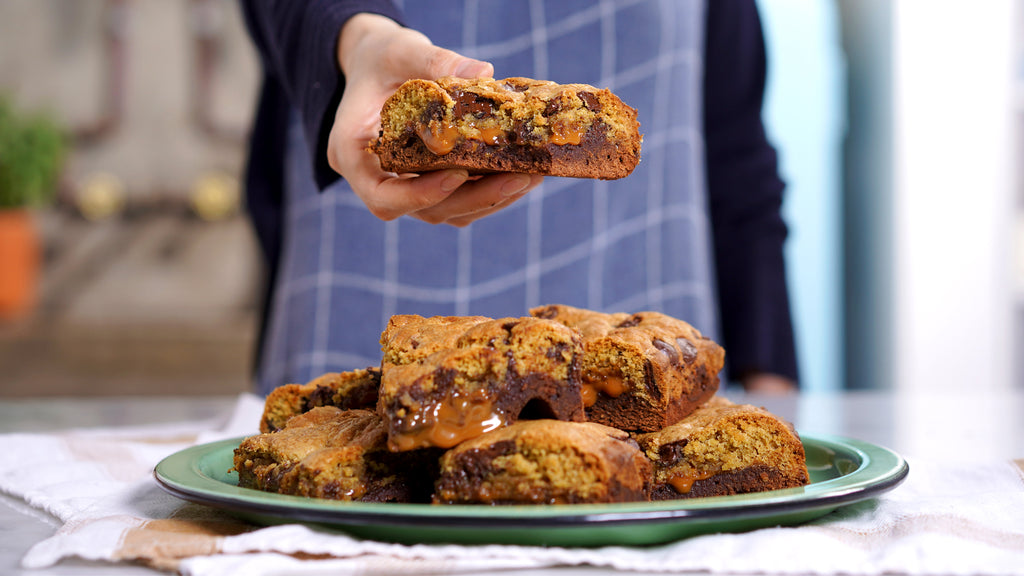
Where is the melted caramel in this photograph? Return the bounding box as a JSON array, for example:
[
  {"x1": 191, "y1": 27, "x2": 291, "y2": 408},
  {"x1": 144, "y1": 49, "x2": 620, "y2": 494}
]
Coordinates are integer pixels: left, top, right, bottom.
[
  {"x1": 667, "y1": 469, "x2": 717, "y2": 494},
  {"x1": 417, "y1": 123, "x2": 460, "y2": 155},
  {"x1": 548, "y1": 120, "x2": 585, "y2": 145},
  {"x1": 475, "y1": 125, "x2": 508, "y2": 146},
  {"x1": 390, "y1": 391, "x2": 505, "y2": 451},
  {"x1": 581, "y1": 372, "x2": 629, "y2": 407},
  {"x1": 581, "y1": 384, "x2": 598, "y2": 407}
]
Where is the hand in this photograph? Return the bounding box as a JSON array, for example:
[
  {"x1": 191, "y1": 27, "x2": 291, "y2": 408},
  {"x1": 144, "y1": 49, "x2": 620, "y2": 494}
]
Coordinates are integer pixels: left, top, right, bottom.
[
  {"x1": 740, "y1": 372, "x2": 798, "y2": 395},
  {"x1": 327, "y1": 14, "x2": 543, "y2": 227}
]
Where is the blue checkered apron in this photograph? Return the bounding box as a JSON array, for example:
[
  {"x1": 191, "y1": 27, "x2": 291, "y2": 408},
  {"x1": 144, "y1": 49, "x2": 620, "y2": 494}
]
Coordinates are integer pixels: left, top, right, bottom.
[{"x1": 256, "y1": 0, "x2": 716, "y2": 394}]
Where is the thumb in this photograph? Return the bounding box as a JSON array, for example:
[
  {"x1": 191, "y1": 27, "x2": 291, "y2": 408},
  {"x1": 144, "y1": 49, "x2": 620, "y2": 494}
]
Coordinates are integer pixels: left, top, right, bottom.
[{"x1": 417, "y1": 45, "x2": 494, "y2": 80}]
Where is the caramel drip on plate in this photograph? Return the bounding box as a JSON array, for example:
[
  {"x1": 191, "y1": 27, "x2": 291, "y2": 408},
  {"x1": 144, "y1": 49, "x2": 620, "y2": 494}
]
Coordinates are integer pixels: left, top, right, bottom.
[
  {"x1": 667, "y1": 469, "x2": 717, "y2": 494},
  {"x1": 390, "y1": 391, "x2": 505, "y2": 451}
]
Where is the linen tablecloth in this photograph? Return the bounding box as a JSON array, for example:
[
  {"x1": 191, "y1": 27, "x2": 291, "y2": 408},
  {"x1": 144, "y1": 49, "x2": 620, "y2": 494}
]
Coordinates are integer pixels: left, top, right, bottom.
[{"x1": 2, "y1": 394, "x2": 1022, "y2": 575}]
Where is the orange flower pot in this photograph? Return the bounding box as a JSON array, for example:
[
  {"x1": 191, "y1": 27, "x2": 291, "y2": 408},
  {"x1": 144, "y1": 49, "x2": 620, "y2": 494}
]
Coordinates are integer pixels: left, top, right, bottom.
[{"x1": 0, "y1": 209, "x2": 41, "y2": 320}]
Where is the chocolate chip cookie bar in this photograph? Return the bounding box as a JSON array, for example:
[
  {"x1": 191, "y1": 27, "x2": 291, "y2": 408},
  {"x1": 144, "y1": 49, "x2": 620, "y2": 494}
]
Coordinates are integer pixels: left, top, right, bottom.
[
  {"x1": 635, "y1": 397, "x2": 809, "y2": 499},
  {"x1": 369, "y1": 76, "x2": 642, "y2": 180},
  {"x1": 530, "y1": 304, "x2": 725, "y2": 432},
  {"x1": 434, "y1": 419, "x2": 652, "y2": 504}
]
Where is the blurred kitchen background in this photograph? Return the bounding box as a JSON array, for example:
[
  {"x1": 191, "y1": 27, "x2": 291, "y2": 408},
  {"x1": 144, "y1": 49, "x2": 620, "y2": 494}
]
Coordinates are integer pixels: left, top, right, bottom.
[{"x1": 0, "y1": 0, "x2": 1020, "y2": 397}]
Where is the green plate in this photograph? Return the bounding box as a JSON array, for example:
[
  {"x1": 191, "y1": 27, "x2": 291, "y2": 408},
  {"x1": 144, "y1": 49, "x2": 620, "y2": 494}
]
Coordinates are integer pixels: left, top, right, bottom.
[{"x1": 154, "y1": 433, "x2": 907, "y2": 547}]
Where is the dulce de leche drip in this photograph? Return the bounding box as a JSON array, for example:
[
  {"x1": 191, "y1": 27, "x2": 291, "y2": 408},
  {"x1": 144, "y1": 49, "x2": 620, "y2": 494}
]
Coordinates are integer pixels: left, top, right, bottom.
[
  {"x1": 389, "y1": 389, "x2": 506, "y2": 451},
  {"x1": 667, "y1": 469, "x2": 718, "y2": 494}
]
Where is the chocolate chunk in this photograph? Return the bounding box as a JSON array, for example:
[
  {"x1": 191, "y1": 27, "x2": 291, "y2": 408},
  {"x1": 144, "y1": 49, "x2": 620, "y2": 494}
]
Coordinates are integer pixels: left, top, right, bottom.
[
  {"x1": 502, "y1": 80, "x2": 531, "y2": 92},
  {"x1": 578, "y1": 91, "x2": 602, "y2": 113},
  {"x1": 451, "y1": 89, "x2": 497, "y2": 119},
  {"x1": 422, "y1": 100, "x2": 446, "y2": 123},
  {"x1": 652, "y1": 338, "x2": 680, "y2": 366},
  {"x1": 304, "y1": 385, "x2": 335, "y2": 411},
  {"x1": 543, "y1": 99, "x2": 563, "y2": 117},
  {"x1": 533, "y1": 306, "x2": 559, "y2": 319},
  {"x1": 658, "y1": 439, "x2": 688, "y2": 462},
  {"x1": 643, "y1": 359, "x2": 663, "y2": 401},
  {"x1": 616, "y1": 315, "x2": 642, "y2": 329},
  {"x1": 510, "y1": 119, "x2": 538, "y2": 144},
  {"x1": 676, "y1": 338, "x2": 697, "y2": 364}
]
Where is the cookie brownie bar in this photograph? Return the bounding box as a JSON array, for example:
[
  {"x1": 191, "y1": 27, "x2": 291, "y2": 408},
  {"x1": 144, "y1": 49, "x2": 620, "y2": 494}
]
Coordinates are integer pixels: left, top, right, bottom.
[
  {"x1": 635, "y1": 398, "x2": 809, "y2": 499},
  {"x1": 434, "y1": 420, "x2": 652, "y2": 504},
  {"x1": 369, "y1": 76, "x2": 641, "y2": 180},
  {"x1": 378, "y1": 315, "x2": 585, "y2": 451},
  {"x1": 235, "y1": 407, "x2": 437, "y2": 502},
  {"x1": 530, "y1": 304, "x2": 725, "y2": 432},
  {"x1": 259, "y1": 368, "x2": 381, "y2": 433}
]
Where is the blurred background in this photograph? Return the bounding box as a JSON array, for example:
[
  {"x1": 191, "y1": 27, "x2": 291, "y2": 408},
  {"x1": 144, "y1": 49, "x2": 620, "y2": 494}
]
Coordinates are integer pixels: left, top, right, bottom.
[{"x1": 0, "y1": 0, "x2": 1020, "y2": 397}]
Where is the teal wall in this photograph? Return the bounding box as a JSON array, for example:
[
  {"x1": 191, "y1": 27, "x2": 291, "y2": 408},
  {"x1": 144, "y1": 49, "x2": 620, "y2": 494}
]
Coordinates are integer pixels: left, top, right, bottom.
[{"x1": 758, "y1": 0, "x2": 846, "y2": 391}]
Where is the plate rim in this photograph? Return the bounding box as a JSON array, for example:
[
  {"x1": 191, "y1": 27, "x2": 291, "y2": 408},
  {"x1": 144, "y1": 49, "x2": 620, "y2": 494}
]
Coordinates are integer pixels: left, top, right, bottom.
[{"x1": 154, "y1": 432, "x2": 909, "y2": 529}]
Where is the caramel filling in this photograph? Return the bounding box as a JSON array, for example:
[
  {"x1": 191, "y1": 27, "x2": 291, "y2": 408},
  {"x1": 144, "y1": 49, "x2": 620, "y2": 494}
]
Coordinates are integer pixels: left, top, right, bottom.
[
  {"x1": 474, "y1": 124, "x2": 508, "y2": 146},
  {"x1": 581, "y1": 372, "x2": 629, "y2": 407},
  {"x1": 390, "y1": 391, "x2": 505, "y2": 451},
  {"x1": 667, "y1": 469, "x2": 717, "y2": 494},
  {"x1": 548, "y1": 120, "x2": 585, "y2": 145},
  {"x1": 415, "y1": 114, "x2": 587, "y2": 155},
  {"x1": 417, "y1": 123, "x2": 460, "y2": 155}
]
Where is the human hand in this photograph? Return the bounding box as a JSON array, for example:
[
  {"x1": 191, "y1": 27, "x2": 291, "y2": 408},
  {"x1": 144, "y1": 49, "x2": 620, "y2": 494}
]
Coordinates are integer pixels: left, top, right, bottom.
[
  {"x1": 740, "y1": 372, "x2": 797, "y2": 395},
  {"x1": 328, "y1": 14, "x2": 543, "y2": 226}
]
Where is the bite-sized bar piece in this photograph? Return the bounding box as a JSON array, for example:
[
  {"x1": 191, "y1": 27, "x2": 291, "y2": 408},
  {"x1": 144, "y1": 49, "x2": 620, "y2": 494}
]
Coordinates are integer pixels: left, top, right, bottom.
[
  {"x1": 435, "y1": 419, "x2": 652, "y2": 504},
  {"x1": 378, "y1": 315, "x2": 585, "y2": 451},
  {"x1": 635, "y1": 398, "x2": 809, "y2": 499},
  {"x1": 530, "y1": 304, "x2": 725, "y2": 433},
  {"x1": 235, "y1": 407, "x2": 439, "y2": 502},
  {"x1": 369, "y1": 76, "x2": 642, "y2": 180},
  {"x1": 259, "y1": 368, "x2": 381, "y2": 433}
]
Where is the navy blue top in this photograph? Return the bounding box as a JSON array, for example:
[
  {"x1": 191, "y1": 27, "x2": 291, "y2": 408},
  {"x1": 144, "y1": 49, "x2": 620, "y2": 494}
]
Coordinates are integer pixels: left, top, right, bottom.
[{"x1": 239, "y1": 0, "x2": 798, "y2": 385}]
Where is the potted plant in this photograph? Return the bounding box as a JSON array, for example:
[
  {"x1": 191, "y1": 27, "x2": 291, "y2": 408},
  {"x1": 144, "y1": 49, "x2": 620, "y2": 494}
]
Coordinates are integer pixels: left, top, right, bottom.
[{"x1": 0, "y1": 96, "x2": 65, "y2": 320}]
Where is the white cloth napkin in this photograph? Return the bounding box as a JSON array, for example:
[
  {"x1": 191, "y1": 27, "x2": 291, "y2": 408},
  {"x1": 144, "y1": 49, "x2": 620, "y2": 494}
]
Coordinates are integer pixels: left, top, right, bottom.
[{"x1": 1, "y1": 394, "x2": 1022, "y2": 575}]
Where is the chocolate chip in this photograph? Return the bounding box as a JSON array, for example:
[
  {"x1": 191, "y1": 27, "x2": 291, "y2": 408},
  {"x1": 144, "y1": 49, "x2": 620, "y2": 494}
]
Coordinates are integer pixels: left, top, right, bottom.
[
  {"x1": 652, "y1": 339, "x2": 680, "y2": 366},
  {"x1": 533, "y1": 306, "x2": 559, "y2": 319},
  {"x1": 422, "y1": 100, "x2": 445, "y2": 123},
  {"x1": 510, "y1": 119, "x2": 537, "y2": 144},
  {"x1": 543, "y1": 99, "x2": 563, "y2": 117},
  {"x1": 545, "y1": 341, "x2": 570, "y2": 360},
  {"x1": 451, "y1": 89, "x2": 497, "y2": 119},
  {"x1": 659, "y1": 439, "x2": 688, "y2": 462},
  {"x1": 578, "y1": 91, "x2": 602, "y2": 112},
  {"x1": 616, "y1": 315, "x2": 642, "y2": 329},
  {"x1": 643, "y1": 359, "x2": 663, "y2": 400},
  {"x1": 676, "y1": 338, "x2": 697, "y2": 364},
  {"x1": 503, "y1": 80, "x2": 530, "y2": 92}
]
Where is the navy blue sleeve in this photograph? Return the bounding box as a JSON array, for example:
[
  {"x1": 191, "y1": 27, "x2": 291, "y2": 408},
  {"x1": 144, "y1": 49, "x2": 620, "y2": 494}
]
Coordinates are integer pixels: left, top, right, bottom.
[
  {"x1": 703, "y1": 0, "x2": 799, "y2": 384},
  {"x1": 240, "y1": 0, "x2": 404, "y2": 189}
]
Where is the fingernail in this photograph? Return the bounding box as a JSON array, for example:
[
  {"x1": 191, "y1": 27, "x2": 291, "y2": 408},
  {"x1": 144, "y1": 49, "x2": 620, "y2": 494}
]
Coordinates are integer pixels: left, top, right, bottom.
[
  {"x1": 455, "y1": 59, "x2": 492, "y2": 78},
  {"x1": 501, "y1": 174, "x2": 531, "y2": 197},
  {"x1": 440, "y1": 170, "x2": 468, "y2": 192}
]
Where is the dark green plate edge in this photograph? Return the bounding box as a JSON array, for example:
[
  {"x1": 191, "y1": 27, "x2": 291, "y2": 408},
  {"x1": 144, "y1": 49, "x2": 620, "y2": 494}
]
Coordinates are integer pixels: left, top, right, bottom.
[{"x1": 154, "y1": 433, "x2": 908, "y2": 546}]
